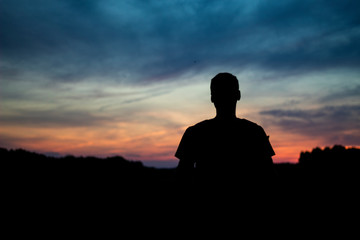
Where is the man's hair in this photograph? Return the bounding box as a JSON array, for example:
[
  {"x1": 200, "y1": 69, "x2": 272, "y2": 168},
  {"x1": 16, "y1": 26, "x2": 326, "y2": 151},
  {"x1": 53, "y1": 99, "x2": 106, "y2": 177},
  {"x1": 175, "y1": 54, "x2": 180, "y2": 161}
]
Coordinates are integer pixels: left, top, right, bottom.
[{"x1": 210, "y1": 72, "x2": 239, "y2": 96}]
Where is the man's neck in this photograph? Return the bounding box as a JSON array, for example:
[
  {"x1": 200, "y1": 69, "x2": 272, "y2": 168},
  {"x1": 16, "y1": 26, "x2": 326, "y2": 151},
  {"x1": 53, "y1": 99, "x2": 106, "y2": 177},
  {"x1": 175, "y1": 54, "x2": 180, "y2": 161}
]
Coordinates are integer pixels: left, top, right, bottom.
[{"x1": 215, "y1": 112, "x2": 237, "y2": 120}]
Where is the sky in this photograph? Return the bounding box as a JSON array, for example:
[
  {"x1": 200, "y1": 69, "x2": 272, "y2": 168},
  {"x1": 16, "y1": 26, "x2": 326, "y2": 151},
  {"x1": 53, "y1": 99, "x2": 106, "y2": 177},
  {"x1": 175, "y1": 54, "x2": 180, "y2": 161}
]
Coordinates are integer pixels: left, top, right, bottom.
[{"x1": 1, "y1": 0, "x2": 359, "y2": 168}]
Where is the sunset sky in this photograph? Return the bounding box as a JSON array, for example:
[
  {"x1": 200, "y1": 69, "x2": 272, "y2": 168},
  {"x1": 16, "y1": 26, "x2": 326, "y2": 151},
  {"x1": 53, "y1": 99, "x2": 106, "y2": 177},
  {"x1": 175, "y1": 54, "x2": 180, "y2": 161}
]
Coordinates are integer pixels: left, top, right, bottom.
[{"x1": 1, "y1": 0, "x2": 359, "y2": 168}]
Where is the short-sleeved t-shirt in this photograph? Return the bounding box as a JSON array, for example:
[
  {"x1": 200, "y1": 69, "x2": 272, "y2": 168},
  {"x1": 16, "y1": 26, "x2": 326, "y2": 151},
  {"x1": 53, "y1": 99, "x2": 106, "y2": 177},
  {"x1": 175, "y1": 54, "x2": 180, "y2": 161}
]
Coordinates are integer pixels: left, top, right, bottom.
[{"x1": 175, "y1": 117, "x2": 275, "y2": 181}]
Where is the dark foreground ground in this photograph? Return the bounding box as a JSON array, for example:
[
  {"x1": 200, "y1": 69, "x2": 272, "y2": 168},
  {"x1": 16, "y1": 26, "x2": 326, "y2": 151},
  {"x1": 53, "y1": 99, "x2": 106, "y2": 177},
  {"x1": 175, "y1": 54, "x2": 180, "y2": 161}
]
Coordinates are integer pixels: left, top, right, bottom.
[
  {"x1": 2, "y1": 146, "x2": 359, "y2": 236},
  {"x1": 2, "y1": 146, "x2": 360, "y2": 220}
]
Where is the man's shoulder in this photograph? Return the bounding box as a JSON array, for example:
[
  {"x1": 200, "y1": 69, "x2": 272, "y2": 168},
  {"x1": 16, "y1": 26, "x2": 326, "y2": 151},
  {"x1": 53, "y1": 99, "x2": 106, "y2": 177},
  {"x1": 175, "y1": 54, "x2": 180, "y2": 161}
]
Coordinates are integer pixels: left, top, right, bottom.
[
  {"x1": 193, "y1": 119, "x2": 214, "y2": 127},
  {"x1": 233, "y1": 118, "x2": 268, "y2": 138},
  {"x1": 237, "y1": 118, "x2": 263, "y2": 129},
  {"x1": 186, "y1": 119, "x2": 213, "y2": 133}
]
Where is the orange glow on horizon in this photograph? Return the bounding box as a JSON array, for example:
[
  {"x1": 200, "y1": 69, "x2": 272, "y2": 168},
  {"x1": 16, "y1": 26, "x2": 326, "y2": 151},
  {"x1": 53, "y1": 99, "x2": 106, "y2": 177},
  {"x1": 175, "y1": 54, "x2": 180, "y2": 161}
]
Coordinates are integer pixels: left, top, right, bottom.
[{"x1": 0, "y1": 122, "x2": 328, "y2": 165}]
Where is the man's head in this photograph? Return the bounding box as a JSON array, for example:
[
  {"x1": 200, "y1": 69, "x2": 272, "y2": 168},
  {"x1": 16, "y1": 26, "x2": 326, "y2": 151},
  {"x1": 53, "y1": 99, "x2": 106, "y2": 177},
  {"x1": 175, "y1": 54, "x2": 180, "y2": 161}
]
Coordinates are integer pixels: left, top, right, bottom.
[{"x1": 210, "y1": 72, "x2": 241, "y2": 105}]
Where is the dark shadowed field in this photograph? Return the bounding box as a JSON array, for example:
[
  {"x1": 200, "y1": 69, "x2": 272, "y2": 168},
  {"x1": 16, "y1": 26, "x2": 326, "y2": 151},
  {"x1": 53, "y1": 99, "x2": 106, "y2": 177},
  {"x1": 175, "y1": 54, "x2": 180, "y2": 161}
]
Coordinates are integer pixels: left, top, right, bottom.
[{"x1": 2, "y1": 146, "x2": 359, "y2": 225}]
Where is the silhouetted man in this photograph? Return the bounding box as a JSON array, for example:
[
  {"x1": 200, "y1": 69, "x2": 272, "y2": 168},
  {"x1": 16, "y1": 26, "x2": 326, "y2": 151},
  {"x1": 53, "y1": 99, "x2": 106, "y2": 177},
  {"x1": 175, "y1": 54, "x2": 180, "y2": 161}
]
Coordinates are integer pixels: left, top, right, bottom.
[{"x1": 175, "y1": 72, "x2": 275, "y2": 190}]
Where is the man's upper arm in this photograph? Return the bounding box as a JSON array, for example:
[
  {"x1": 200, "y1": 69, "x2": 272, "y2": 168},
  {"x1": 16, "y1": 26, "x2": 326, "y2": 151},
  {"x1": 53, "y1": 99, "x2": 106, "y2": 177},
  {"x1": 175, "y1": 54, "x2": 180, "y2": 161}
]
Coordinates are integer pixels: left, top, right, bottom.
[
  {"x1": 175, "y1": 127, "x2": 195, "y2": 168},
  {"x1": 258, "y1": 126, "x2": 275, "y2": 159}
]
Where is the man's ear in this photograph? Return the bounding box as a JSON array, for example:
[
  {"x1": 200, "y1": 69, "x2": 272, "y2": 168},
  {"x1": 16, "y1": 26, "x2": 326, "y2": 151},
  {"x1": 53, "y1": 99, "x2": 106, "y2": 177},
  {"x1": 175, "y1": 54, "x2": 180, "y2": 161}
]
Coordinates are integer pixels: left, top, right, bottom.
[{"x1": 237, "y1": 90, "x2": 241, "y2": 101}]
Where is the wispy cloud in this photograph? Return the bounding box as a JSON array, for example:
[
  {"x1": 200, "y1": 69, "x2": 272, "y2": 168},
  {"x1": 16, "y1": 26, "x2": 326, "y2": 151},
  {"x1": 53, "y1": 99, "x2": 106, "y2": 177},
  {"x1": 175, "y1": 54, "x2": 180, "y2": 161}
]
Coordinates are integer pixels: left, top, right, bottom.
[
  {"x1": 319, "y1": 85, "x2": 360, "y2": 103},
  {"x1": 261, "y1": 104, "x2": 360, "y2": 146},
  {"x1": 0, "y1": 109, "x2": 112, "y2": 127}
]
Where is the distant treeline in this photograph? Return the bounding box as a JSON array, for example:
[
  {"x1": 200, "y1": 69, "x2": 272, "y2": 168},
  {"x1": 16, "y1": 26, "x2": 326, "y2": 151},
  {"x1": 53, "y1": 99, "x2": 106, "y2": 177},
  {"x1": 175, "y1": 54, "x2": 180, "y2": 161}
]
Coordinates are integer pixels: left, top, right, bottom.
[
  {"x1": 299, "y1": 145, "x2": 360, "y2": 166},
  {"x1": 297, "y1": 145, "x2": 360, "y2": 180}
]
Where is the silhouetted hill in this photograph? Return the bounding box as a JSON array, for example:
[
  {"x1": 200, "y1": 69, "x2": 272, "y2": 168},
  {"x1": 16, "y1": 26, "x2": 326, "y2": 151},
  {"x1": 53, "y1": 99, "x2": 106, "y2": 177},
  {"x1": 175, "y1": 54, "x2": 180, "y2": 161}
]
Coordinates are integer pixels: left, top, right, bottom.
[
  {"x1": 1, "y1": 147, "x2": 177, "y2": 198},
  {"x1": 1, "y1": 148, "x2": 180, "y2": 228}
]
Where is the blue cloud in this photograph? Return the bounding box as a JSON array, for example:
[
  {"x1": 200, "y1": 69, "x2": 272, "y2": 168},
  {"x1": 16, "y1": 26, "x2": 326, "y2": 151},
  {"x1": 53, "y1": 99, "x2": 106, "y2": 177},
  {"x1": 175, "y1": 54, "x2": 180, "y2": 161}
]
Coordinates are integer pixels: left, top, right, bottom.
[{"x1": 1, "y1": 0, "x2": 360, "y2": 84}]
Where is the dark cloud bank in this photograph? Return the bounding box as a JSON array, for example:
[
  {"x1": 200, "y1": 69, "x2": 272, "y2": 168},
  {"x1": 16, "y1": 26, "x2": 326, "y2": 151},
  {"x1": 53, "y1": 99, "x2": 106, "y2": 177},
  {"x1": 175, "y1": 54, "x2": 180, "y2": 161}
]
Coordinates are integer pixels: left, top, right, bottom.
[{"x1": 1, "y1": 0, "x2": 360, "y2": 83}]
